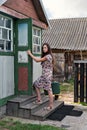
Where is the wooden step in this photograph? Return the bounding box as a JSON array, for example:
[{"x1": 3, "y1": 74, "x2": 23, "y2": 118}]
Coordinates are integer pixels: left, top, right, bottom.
[
  {"x1": 6, "y1": 94, "x2": 64, "y2": 121},
  {"x1": 6, "y1": 94, "x2": 49, "y2": 118},
  {"x1": 31, "y1": 101, "x2": 64, "y2": 120},
  {"x1": 20, "y1": 96, "x2": 49, "y2": 113}
]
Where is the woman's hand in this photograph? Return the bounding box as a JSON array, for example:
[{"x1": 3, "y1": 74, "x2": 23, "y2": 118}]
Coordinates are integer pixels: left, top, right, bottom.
[{"x1": 27, "y1": 50, "x2": 31, "y2": 55}]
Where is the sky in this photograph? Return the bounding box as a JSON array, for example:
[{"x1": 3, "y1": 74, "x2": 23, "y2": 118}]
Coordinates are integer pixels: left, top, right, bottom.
[{"x1": 42, "y1": 0, "x2": 87, "y2": 19}]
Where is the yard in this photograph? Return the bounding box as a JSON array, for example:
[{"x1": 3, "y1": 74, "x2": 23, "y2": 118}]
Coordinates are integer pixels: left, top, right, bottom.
[
  {"x1": 59, "y1": 78, "x2": 74, "y2": 104},
  {"x1": 0, "y1": 118, "x2": 66, "y2": 130}
]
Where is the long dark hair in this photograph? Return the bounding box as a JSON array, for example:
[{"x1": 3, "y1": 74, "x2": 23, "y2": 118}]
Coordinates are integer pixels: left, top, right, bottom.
[{"x1": 41, "y1": 43, "x2": 54, "y2": 64}]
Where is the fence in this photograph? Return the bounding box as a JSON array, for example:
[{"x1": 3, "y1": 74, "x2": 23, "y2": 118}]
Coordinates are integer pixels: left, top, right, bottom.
[{"x1": 74, "y1": 60, "x2": 87, "y2": 103}]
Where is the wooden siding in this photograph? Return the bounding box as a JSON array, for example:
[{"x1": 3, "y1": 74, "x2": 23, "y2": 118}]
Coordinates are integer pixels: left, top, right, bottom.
[
  {"x1": 0, "y1": 56, "x2": 14, "y2": 98},
  {"x1": 4, "y1": 0, "x2": 39, "y2": 20},
  {"x1": 18, "y1": 67, "x2": 28, "y2": 91},
  {"x1": 33, "y1": 57, "x2": 42, "y2": 82}
]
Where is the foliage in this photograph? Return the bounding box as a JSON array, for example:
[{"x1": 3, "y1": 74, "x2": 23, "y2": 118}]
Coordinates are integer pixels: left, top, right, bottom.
[
  {"x1": 60, "y1": 78, "x2": 74, "y2": 93},
  {"x1": 0, "y1": 118, "x2": 66, "y2": 130}
]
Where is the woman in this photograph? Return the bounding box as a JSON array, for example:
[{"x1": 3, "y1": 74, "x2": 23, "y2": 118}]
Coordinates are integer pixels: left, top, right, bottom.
[{"x1": 27, "y1": 43, "x2": 54, "y2": 110}]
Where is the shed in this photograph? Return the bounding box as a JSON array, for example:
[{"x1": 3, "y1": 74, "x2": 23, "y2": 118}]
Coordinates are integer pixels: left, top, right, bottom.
[{"x1": 42, "y1": 18, "x2": 87, "y2": 81}]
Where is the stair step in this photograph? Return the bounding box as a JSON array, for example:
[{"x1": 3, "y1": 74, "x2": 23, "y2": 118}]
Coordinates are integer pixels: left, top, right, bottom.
[
  {"x1": 31, "y1": 101, "x2": 64, "y2": 120},
  {"x1": 7, "y1": 95, "x2": 36, "y2": 104},
  {"x1": 20, "y1": 96, "x2": 49, "y2": 113}
]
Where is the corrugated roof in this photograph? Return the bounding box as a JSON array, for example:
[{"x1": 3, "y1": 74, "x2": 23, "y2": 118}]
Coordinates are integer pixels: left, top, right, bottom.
[{"x1": 42, "y1": 18, "x2": 87, "y2": 51}]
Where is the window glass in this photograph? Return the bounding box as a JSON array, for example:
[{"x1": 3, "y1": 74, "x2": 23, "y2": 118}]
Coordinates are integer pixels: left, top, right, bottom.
[
  {"x1": 5, "y1": 19, "x2": 11, "y2": 28},
  {"x1": 2, "y1": 28, "x2": 8, "y2": 39},
  {"x1": 0, "y1": 15, "x2": 13, "y2": 52},
  {"x1": 6, "y1": 41, "x2": 11, "y2": 50},
  {"x1": 0, "y1": 40, "x2": 4, "y2": 50},
  {"x1": 32, "y1": 27, "x2": 41, "y2": 54},
  {"x1": 0, "y1": 17, "x2": 4, "y2": 26},
  {"x1": 0, "y1": 28, "x2": 2, "y2": 38},
  {"x1": 9, "y1": 30, "x2": 11, "y2": 40},
  {"x1": 18, "y1": 23, "x2": 28, "y2": 46}
]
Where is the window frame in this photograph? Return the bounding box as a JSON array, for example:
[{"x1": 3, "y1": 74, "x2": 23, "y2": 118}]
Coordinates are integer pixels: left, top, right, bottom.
[
  {"x1": 0, "y1": 14, "x2": 13, "y2": 52},
  {"x1": 32, "y1": 26, "x2": 41, "y2": 54}
]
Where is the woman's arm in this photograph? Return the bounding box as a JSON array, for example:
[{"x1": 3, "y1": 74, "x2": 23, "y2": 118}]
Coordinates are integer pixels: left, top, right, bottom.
[{"x1": 27, "y1": 50, "x2": 46, "y2": 62}]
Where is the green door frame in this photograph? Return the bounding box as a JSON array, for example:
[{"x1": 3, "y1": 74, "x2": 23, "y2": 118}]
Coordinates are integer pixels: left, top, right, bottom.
[{"x1": 14, "y1": 18, "x2": 33, "y2": 95}]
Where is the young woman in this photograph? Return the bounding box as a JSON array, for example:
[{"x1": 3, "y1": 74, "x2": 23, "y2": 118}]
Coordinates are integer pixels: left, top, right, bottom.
[{"x1": 27, "y1": 43, "x2": 54, "y2": 110}]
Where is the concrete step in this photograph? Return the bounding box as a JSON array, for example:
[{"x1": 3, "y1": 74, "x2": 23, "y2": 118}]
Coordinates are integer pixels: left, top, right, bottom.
[{"x1": 31, "y1": 100, "x2": 64, "y2": 120}]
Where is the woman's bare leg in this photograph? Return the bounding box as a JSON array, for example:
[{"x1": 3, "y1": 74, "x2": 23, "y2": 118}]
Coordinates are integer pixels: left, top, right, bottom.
[
  {"x1": 48, "y1": 90, "x2": 53, "y2": 108},
  {"x1": 35, "y1": 87, "x2": 41, "y2": 101}
]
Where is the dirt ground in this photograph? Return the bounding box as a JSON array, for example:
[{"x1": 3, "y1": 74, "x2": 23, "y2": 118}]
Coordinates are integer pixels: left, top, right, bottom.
[{"x1": 58, "y1": 92, "x2": 74, "y2": 104}]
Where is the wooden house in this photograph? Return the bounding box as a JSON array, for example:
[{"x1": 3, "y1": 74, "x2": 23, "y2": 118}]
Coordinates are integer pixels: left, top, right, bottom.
[
  {"x1": 42, "y1": 18, "x2": 87, "y2": 81},
  {"x1": 0, "y1": 0, "x2": 49, "y2": 115}
]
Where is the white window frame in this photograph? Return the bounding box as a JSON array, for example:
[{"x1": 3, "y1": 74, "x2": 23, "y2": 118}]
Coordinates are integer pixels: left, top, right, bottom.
[
  {"x1": 0, "y1": 14, "x2": 13, "y2": 52},
  {"x1": 32, "y1": 26, "x2": 41, "y2": 54}
]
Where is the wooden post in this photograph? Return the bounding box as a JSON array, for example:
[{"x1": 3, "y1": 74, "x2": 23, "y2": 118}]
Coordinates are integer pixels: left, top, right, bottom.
[
  {"x1": 74, "y1": 63, "x2": 79, "y2": 102},
  {"x1": 86, "y1": 63, "x2": 87, "y2": 103},
  {"x1": 80, "y1": 63, "x2": 84, "y2": 102}
]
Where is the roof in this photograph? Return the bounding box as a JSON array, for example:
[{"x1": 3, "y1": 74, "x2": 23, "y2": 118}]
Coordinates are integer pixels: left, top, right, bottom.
[
  {"x1": 42, "y1": 18, "x2": 87, "y2": 51},
  {"x1": 1, "y1": 0, "x2": 49, "y2": 27},
  {"x1": 32, "y1": 0, "x2": 50, "y2": 27},
  {"x1": 0, "y1": 0, "x2": 7, "y2": 6}
]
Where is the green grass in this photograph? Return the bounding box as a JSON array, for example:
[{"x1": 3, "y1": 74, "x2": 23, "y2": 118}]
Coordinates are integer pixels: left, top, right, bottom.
[
  {"x1": 0, "y1": 118, "x2": 66, "y2": 130},
  {"x1": 60, "y1": 78, "x2": 74, "y2": 93}
]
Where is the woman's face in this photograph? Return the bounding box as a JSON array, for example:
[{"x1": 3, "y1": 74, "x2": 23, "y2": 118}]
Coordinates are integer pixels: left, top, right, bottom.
[{"x1": 43, "y1": 45, "x2": 48, "y2": 53}]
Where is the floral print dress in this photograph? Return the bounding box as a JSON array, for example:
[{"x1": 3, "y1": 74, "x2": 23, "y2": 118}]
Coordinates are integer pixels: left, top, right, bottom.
[{"x1": 34, "y1": 54, "x2": 53, "y2": 91}]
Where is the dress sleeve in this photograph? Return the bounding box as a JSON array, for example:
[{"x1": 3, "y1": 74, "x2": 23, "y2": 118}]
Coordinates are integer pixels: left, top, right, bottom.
[{"x1": 45, "y1": 54, "x2": 52, "y2": 62}]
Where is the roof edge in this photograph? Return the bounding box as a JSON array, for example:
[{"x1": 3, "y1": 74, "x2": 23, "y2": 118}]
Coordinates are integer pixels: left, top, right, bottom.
[
  {"x1": 39, "y1": 0, "x2": 50, "y2": 28},
  {"x1": 0, "y1": 0, "x2": 7, "y2": 6}
]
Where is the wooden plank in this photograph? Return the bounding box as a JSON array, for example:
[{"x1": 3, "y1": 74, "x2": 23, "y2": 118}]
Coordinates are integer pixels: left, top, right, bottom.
[
  {"x1": 86, "y1": 63, "x2": 87, "y2": 103},
  {"x1": 80, "y1": 63, "x2": 84, "y2": 102},
  {"x1": 74, "y1": 63, "x2": 79, "y2": 102}
]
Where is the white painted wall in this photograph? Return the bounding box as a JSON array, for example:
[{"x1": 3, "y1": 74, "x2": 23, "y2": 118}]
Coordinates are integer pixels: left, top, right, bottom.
[
  {"x1": 0, "y1": 56, "x2": 14, "y2": 99},
  {"x1": 33, "y1": 57, "x2": 42, "y2": 82}
]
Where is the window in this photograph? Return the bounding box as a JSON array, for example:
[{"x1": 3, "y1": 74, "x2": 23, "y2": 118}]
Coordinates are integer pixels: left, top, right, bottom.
[
  {"x1": 0, "y1": 15, "x2": 13, "y2": 52},
  {"x1": 18, "y1": 23, "x2": 28, "y2": 46},
  {"x1": 32, "y1": 27, "x2": 41, "y2": 53}
]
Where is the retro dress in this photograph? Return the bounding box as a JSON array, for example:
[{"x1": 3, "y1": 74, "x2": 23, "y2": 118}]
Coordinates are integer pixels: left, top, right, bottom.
[{"x1": 34, "y1": 54, "x2": 53, "y2": 91}]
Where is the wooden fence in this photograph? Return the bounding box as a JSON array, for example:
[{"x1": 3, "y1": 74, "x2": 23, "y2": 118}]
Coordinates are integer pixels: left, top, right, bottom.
[{"x1": 74, "y1": 60, "x2": 87, "y2": 103}]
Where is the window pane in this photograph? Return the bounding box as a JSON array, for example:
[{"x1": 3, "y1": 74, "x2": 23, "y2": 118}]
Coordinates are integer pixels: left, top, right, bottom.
[
  {"x1": 37, "y1": 30, "x2": 40, "y2": 36},
  {"x1": 0, "y1": 40, "x2": 4, "y2": 50},
  {"x1": 36, "y1": 37, "x2": 38, "y2": 44},
  {"x1": 37, "y1": 46, "x2": 40, "y2": 52},
  {"x1": 33, "y1": 45, "x2": 37, "y2": 52},
  {"x1": 9, "y1": 30, "x2": 11, "y2": 40},
  {"x1": 6, "y1": 19, "x2": 11, "y2": 28},
  {"x1": 33, "y1": 29, "x2": 36, "y2": 35},
  {"x1": 0, "y1": 28, "x2": 2, "y2": 38},
  {"x1": 6, "y1": 41, "x2": 11, "y2": 50},
  {"x1": 0, "y1": 17, "x2": 4, "y2": 26},
  {"x1": 38, "y1": 38, "x2": 40, "y2": 44},
  {"x1": 18, "y1": 23, "x2": 28, "y2": 46},
  {"x1": 2, "y1": 28, "x2": 8, "y2": 39}
]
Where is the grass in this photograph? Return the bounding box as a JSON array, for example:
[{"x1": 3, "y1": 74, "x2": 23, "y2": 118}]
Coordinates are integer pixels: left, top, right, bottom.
[
  {"x1": 60, "y1": 78, "x2": 74, "y2": 93},
  {"x1": 0, "y1": 118, "x2": 66, "y2": 130}
]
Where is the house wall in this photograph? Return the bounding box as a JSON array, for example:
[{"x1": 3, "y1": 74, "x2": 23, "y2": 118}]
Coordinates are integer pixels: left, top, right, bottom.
[
  {"x1": 4, "y1": 0, "x2": 39, "y2": 20},
  {"x1": 53, "y1": 53, "x2": 65, "y2": 82},
  {"x1": 0, "y1": 56, "x2": 14, "y2": 99}
]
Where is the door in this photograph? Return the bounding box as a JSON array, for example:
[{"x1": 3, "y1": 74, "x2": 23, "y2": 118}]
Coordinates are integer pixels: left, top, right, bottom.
[{"x1": 15, "y1": 18, "x2": 32, "y2": 95}]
